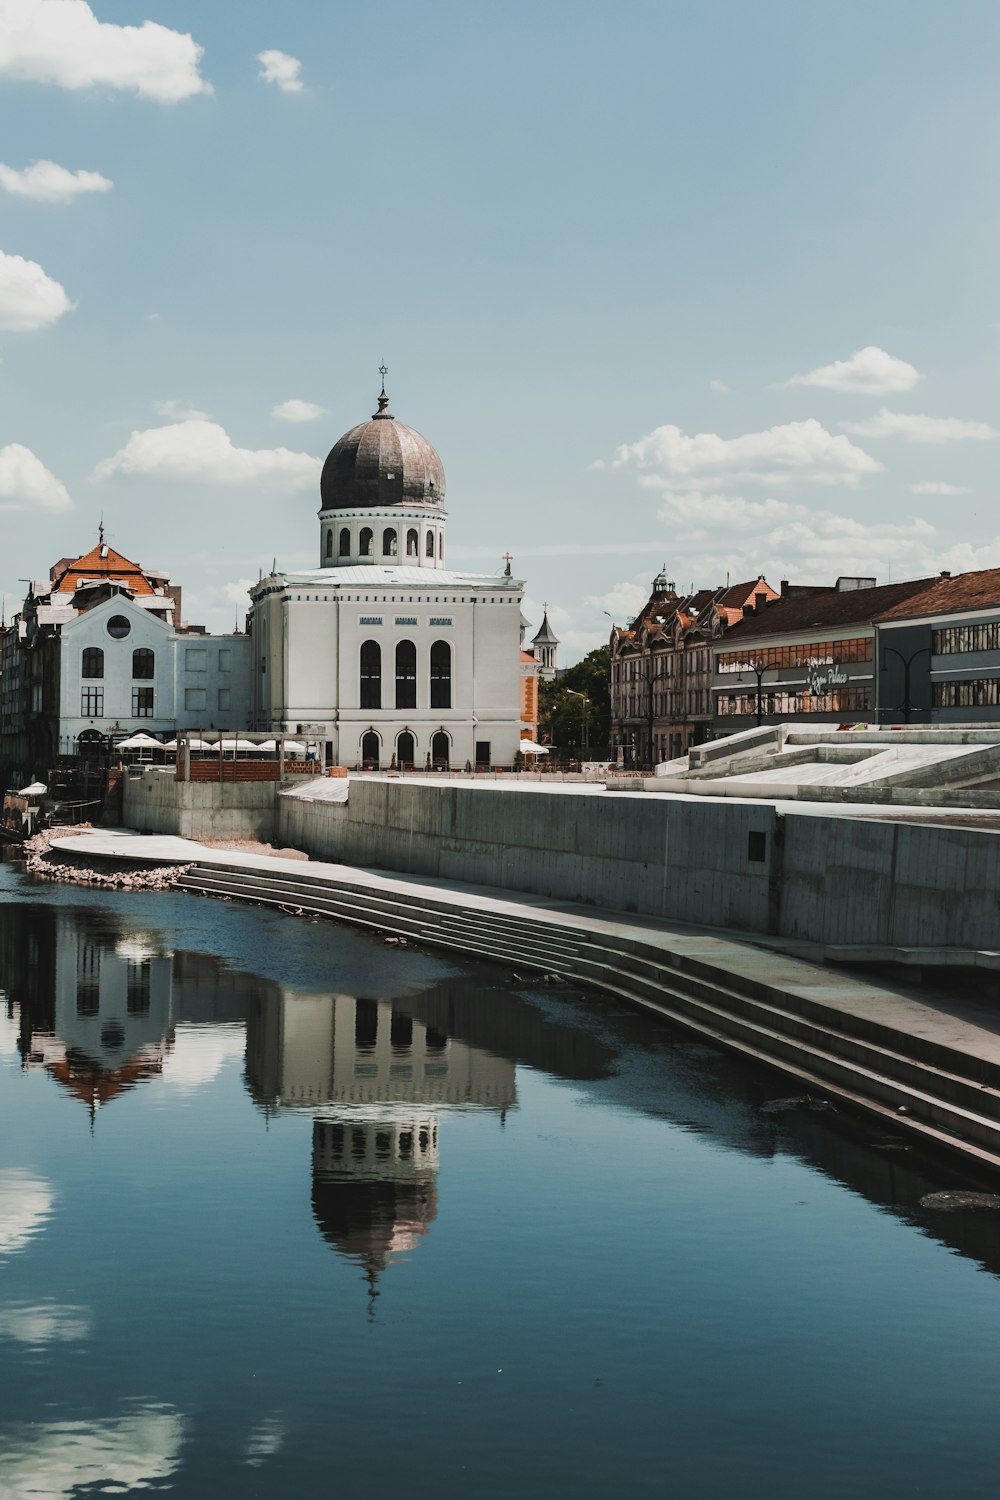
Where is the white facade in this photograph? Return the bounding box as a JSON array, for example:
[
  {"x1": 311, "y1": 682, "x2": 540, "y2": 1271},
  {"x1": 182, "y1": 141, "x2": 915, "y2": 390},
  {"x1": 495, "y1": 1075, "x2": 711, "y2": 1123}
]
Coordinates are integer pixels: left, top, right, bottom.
[
  {"x1": 58, "y1": 593, "x2": 252, "y2": 753},
  {"x1": 249, "y1": 564, "x2": 523, "y2": 768}
]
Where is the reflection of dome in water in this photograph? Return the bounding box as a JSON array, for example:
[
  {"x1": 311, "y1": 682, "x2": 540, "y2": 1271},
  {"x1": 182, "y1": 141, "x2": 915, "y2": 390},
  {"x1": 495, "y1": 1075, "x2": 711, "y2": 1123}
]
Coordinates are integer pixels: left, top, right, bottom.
[{"x1": 311, "y1": 1117, "x2": 439, "y2": 1296}]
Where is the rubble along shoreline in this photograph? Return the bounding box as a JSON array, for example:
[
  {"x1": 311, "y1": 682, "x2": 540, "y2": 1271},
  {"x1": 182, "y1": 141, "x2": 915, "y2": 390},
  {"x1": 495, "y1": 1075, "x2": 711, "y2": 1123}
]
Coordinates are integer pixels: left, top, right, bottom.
[{"x1": 22, "y1": 826, "x2": 191, "y2": 891}]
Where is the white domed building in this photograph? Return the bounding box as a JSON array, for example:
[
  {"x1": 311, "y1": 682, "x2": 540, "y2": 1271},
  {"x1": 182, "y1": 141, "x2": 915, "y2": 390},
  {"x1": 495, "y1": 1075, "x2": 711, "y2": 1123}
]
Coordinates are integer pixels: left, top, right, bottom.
[{"x1": 248, "y1": 379, "x2": 524, "y2": 770}]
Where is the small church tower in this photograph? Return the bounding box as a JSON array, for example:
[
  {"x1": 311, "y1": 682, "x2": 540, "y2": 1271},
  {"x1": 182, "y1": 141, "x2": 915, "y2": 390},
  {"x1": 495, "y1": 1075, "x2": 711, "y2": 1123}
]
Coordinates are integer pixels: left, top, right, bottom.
[{"x1": 531, "y1": 605, "x2": 559, "y2": 681}]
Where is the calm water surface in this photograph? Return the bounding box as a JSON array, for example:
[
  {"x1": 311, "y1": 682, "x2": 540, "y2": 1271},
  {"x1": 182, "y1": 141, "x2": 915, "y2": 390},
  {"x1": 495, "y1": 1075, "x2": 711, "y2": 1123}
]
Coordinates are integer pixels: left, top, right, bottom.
[{"x1": 1, "y1": 860, "x2": 1000, "y2": 1498}]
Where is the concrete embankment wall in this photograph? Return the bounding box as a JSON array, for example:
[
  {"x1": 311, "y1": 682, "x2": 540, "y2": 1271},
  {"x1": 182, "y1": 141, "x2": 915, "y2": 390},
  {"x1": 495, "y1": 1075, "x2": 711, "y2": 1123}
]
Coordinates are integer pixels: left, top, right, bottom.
[
  {"x1": 280, "y1": 781, "x2": 777, "y2": 930},
  {"x1": 278, "y1": 779, "x2": 1000, "y2": 952},
  {"x1": 124, "y1": 768, "x2": 276, "y2": 842}
]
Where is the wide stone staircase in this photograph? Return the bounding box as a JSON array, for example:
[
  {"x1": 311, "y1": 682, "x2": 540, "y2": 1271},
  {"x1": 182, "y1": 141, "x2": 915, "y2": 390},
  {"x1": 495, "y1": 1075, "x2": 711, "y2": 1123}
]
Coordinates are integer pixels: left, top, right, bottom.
[{"x1": 178, "y1": 861, "x2": 1000, "y2": 1173}]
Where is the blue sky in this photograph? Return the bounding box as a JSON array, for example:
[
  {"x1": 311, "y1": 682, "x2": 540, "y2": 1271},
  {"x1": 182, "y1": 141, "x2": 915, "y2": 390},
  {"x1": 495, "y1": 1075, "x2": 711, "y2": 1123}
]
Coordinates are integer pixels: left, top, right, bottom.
[{"x1": 0, "y1": 0, "x2": 998, "y2": 659}]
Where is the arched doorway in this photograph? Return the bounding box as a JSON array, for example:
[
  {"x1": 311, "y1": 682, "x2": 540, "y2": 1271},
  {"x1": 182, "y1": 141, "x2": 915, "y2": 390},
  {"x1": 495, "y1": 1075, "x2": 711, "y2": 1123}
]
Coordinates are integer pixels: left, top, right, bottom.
[
  {"x1": 397, "y1": 731, "x2": 415, "y2": 768},
  {"x1": 431, "y1": 730, "x2": 450, "y2": 769},
  {"x1": 361, "y1": 731, "x2": 380, "y2": 768}
]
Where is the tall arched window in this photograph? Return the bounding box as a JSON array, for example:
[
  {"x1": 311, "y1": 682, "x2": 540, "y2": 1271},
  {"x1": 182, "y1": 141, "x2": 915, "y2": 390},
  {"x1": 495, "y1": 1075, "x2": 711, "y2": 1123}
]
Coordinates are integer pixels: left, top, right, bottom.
[
  {"x1": 132, "y1": 648, "x2": 154, "y2": 679},
  {"x1": 82, "y1": 647, "x2": 104, "y2": 679},
  {"x1": 438, "y1": 531, "x2": 444, "y2": 560},
  {"x1": 431, "y1": 730, "x2": 450, "y2": 768},
  {"x1": 396, "y1": 730, "x2": 415, "y2": 768},
  {"x1": 360, "y1": 527, "x2": 373, "y2": 558},
  {"x1": 382, "y1": 527, "x2": 397, "y2": 557},
  {"x1": 430, "y1": 640, "x2": 451, "y2": 709},
  {"x1": 425, "y1": 531, "x2": 435, "y2": 558},
  {"x1": 360, "y1": 640, "x2": 381, "y2": 709},
  {"x1": 339, "y1": 527, "x2": 351, "y2": 557},
  {"x1": 324, "y1": 529, "x2": 333, "y2": 558},
  {"x1": 406, "y1": 528, "x2": 419, "y2": 558},
  {"x1": 395, "y1": 640, "x2": 416, "y2": 709},
  {"x1": 361, "y1": 730, "x2": 380, "y2": 767}
]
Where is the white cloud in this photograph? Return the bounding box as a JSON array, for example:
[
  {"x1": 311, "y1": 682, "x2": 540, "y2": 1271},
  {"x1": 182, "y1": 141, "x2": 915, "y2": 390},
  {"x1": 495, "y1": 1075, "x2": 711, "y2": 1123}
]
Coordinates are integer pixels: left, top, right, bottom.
[
  {"x1": 257, "y1": 49, "x2": 303, "y2": 93},
  {"x1": 841, "y1": 409, "x2": 996, "y2": 443},
  {"x1": 143, "y1": 311, "x2": 161, "y2": 322},
  {"x1": 0, "y1": 1405, "x2": 184, "y2": 1498},
  {"x1": 0, "y1": 444, "x2": 71, "y2": 509},
  {"x1": 612, "y1": 416, "x2": 881, "y2": 489},
  {"x1": 223, "y1": 578, "x2": 254, "y2": 606},
  {"x1": 0, "y1": 248, "x2": 74, "y2": 330},
  {"x1": 153, "y1": 398, "x2": 211, "y2": 421},
  {"x1": 0, "y1": 0, "x2": 211, "y2": 103},
  {"x1": 0, "y1": 1301, "x2": 92, "y2": 1344},
  {"x1": 584, "y1": 580, "x2": 650, "y2": 621},
  {"x1": 0, "y1": 1170, "x2": 53, "y2": 1257},
  {"x1": 156, "y1": 1025, "x2": 244, "y2": 1091},
  {"x1": 0, "y1": 159, "x2": 112, "y2": 202},
  {"x1": 272, "y1": 398, "x2": 325, "y2": 423},
  {"x1": 93, "y1": 419, "x2": 320, "y2": 489},
  {"x1": 910, "y1": 481, "x2": 972, "y2": 495},
  {"x1": 708, "y1": 379, "x2": 731, "y2": 394},
  {"x1": 785, "y1": 345, "x2": 921, "y2": 395}
]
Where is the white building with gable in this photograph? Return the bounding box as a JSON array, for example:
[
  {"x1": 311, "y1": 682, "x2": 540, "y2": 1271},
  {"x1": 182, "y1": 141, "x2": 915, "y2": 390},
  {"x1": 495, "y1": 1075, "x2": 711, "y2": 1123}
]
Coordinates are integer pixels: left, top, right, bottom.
[{"x1": 249, "y1": 378, "x2": 524, "y2": 769}]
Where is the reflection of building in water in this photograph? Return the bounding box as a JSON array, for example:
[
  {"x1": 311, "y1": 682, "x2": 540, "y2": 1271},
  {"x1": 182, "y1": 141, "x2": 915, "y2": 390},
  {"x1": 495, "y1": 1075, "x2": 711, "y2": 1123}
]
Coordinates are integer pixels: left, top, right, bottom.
[
  {"x1": 13, "y1": 911, "x2": 174, "y2": 1114},
  {"x1": 0, "y1": 906, "x2": 270, "y2": 1117},
  {"x1": 246, "y1": 991, "x2": 515, "y2": 1298},
  {"x1": 246, "y1": 991, "x2": 516, "y2": 1112}
]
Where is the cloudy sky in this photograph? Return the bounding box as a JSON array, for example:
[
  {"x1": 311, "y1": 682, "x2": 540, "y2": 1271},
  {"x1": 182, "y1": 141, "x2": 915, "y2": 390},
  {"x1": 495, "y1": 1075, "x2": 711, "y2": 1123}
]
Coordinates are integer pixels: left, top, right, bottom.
[{"x1": 0, "y1": 0, "x2": 998, "y2": 660}]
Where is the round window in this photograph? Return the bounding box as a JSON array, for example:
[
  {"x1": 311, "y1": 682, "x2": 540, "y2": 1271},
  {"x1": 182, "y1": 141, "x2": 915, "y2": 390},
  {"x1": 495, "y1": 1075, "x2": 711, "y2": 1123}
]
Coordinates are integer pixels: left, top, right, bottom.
[{"x1": 107, "y1": 615, "x2": 131, "y2": 640}]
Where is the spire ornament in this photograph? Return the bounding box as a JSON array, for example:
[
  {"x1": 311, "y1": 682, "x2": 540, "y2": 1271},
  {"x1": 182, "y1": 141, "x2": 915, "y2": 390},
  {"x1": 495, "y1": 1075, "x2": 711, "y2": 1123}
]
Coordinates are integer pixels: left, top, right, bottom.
[{"x1": 374, "y1": 363, "x2": 393, "y2": 418}]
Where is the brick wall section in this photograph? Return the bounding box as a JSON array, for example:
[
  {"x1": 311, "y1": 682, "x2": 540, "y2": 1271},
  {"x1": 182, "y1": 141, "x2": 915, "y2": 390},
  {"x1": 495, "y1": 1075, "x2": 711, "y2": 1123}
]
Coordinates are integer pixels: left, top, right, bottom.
[{"x1": 179, "y1": 758, "x2": 323, "y2": 783}]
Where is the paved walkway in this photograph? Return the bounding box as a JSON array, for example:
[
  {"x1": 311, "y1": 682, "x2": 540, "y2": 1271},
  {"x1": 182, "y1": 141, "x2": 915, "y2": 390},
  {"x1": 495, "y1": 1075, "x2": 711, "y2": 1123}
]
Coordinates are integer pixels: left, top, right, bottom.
[{"x1": 50, "y1": 828, "x2": 1000, "y2": 1076}]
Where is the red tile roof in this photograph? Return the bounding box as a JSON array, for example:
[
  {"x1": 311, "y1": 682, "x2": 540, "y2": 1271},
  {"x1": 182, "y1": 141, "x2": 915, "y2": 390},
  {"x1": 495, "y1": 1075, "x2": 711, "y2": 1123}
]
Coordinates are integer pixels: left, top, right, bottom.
[
  {"x1": 52, "y1": 542, "x2": 158, "y2": 597},
  {"x1": 875, "y1": 568, "x2": 1000, "y2": 622},
  {"x1": 722, "y1": 577, "x2": 936, "y2": 640}
]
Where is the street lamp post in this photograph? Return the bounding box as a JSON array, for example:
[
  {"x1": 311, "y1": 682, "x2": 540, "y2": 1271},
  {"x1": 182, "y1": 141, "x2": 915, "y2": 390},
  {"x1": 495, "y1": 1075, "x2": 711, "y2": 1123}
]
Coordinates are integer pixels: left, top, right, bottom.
[
  {"x1": 749, "y1": 657, "x2": 770, "y2": 727},
  {"x1": 879, "y1": 645, "x2": 930, "y2": 724},
  {"x1": 566, "y1": 689, "x2": 589, "y2": 755}
]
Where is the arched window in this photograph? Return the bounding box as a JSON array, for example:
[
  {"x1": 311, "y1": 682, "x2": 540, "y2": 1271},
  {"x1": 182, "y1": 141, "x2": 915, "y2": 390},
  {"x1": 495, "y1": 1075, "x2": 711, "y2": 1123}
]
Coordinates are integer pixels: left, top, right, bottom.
[
  {"x1": 82, "y1": 647, "x2": 104, "y2": 679},
  {"x1": 361, "y1": 730, "x2": 380, "y2": 768},
  {"x1": 132, "y1": 648, "x2": 154, "y2": 679},
  {"x1": 396, "y1": 730, "x2": 415, "y2": 768},
  {"x1": 425, "y1": 530, "x2": 435, "y2": 558},
  {"x1": 382, "y1": 527, "x2": 398, "y2": 557},
  {"x1": 339, "y1": 527, "x2": 351, "y2": 557},
  {"x1": 395, "y1": 640, "x2": 416, "y2": 709},
  {"x1": 438, "y1": 531, "x2": 443, "y2": 560},
  {"x1": 430, "y1": 640, "x2": 451, "y2": 709},
  {"x1": 406, "y1": 528, "x2": 419, "y2": 558},
  {"x1": 360, "y1": 527, "x2": 373, "y2": 558},
  {"x1": 324, "y1": 529, "x2": 333, "y2": 558},
  {"x1": 360, "y1": 640, "x2": 381, "y2": 710},
  {"x1": 431, "y1": 730, "x2": 450, "y2": 768}
]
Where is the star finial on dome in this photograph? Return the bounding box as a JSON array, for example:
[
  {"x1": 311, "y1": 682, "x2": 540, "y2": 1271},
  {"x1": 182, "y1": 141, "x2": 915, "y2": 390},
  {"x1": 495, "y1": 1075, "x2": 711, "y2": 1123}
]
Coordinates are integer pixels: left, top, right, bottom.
[{"x1": 374, "y1": 363, "x2": 392, "y2": 418}]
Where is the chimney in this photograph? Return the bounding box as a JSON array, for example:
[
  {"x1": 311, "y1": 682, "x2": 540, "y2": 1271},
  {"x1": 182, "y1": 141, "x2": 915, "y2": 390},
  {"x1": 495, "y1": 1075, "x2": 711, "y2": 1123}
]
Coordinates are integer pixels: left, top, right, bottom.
[
  {"x1": 940, "y1": 570, "x2": 951, "y2": 578},
  {"x1": 780, "y1": 578, "x2": 789, "y2": 596}
]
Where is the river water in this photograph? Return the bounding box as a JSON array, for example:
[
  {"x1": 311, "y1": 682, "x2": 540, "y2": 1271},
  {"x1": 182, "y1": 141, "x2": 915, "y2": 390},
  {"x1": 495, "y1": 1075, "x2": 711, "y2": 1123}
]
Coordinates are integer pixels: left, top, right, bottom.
[{"x1": 1, "y1": 860, "x2": 999, "y2": 1498}]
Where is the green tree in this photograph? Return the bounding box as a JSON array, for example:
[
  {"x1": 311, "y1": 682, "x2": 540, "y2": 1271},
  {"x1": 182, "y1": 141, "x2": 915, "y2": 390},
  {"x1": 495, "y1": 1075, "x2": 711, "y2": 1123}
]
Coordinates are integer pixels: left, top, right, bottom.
[{"x1": 538, "y1": 645, "x2": 611, "y2": 752}]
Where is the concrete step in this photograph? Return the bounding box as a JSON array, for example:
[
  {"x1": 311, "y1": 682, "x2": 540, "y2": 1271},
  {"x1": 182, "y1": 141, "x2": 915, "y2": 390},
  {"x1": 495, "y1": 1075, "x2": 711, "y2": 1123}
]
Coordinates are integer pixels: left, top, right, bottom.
[{"x1": 565, "y1": 945, "x2": 1000, "y2": 1113}]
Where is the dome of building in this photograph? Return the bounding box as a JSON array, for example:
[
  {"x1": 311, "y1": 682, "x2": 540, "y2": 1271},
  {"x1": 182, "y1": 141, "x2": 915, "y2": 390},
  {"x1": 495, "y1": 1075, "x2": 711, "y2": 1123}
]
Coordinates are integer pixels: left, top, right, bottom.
[{"x1": 319, "y1": 383, "x2": 445, "y2": 512}]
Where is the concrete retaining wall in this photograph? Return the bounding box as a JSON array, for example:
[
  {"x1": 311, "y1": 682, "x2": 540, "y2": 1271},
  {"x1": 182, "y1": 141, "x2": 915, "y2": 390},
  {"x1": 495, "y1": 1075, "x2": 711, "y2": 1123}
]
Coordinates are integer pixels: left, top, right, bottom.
[
  {"x1": 277, "y1": 780, "x2": 777, "y2": 929},
  {"x1": 124, "y1": 767, "x2": 276, "y2": 841}
]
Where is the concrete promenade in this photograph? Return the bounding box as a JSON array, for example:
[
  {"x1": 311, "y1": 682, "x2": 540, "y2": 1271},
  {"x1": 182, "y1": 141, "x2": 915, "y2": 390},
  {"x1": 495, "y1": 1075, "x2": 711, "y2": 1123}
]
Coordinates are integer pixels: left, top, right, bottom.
[{"x1": 51, "y1": 827, "x2": 1000, "y2": 1173}]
